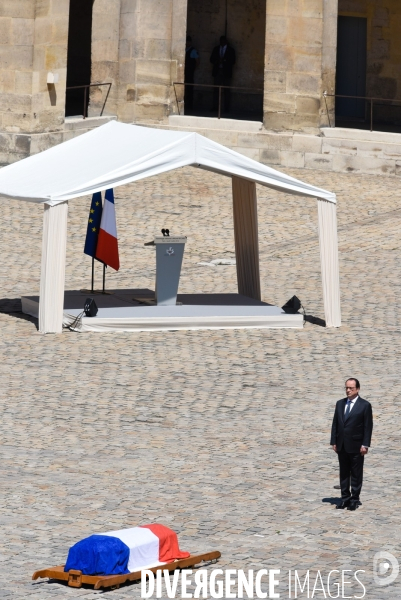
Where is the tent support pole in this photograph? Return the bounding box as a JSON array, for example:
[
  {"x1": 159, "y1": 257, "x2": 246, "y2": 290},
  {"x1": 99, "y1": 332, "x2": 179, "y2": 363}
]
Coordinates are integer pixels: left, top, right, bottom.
[
  {"x1": 317, "y1": 199, "x2": 341, "y2": 327},
  {"x1": 39, "y1": 201, "x2": 68, "y2": 334},
  {"x1": 232, "y1": 176, "x2": 261, "y2": 301}
]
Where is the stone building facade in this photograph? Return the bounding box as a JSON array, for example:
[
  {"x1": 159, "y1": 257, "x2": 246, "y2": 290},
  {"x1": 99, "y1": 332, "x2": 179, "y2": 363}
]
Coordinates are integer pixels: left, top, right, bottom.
[{"x1": 1, "y1": 0, "x2": 401, "y2": 175}]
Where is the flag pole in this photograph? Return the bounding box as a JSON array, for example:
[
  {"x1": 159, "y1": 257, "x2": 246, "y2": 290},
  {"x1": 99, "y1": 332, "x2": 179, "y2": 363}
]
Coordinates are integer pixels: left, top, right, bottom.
[
  {"x1": 91, "y1": 257, "x2": 95, "y2": 292},
  {"x1": 102, "y1": 263, "x2": 106, "y2": 293}
]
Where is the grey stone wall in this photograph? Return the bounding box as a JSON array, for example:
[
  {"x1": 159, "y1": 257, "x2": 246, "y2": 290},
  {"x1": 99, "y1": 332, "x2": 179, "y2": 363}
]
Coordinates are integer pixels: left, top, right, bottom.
[
  {"x1": 0, "y1": 0, "x2": 35, "y2": 162},
  {"x1": 1, "y1": 0, "x2": 338, "y2": 145},
  {"x1": 0, "y1": 0, "x2": 70, "y2": 158},
  {"x1": 32, "y1": 0, "x2": 69, "y2": 132},
  {"x1": 117, "y1": 0, "x2": 186, "y2": 124},
  {"x1": 1, "y1": 0, "x2": 401, "y2": 178},
  {"x1": 89, "y1": 0, "x2": 120, "y2": 118},
  {"x1": 264, "y1": 0, "x2": 338, "y2": 133}
]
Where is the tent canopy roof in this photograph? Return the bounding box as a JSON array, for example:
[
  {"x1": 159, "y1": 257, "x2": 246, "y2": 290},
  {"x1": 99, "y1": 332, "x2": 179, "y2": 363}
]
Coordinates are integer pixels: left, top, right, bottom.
[{"x1": 0, "y1": 121, "x2": 336, "y2": 205}]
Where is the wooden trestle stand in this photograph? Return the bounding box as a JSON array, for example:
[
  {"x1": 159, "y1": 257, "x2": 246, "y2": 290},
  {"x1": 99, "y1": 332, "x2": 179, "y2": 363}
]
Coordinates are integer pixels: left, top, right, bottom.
[{"x1": 32, "y1": 550, "x2": 221, "y2": 590}]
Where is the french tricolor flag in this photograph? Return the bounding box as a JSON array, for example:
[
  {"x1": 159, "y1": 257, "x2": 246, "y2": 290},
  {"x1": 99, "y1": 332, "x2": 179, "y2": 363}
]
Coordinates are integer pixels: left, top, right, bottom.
[
  {"x1": 95, "y1": 188, "x2": 120, "y2": 271},
  {"x1": 64, "y1": 524, "x2": 190, "y2": 576}
]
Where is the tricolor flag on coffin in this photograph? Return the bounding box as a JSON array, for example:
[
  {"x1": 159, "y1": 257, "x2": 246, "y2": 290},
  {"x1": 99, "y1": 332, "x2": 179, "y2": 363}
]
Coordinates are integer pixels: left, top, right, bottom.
[
  {"x1": 95, "y1": 188, "x2": 120, "y2": 271},
  {"x1": 64, "y1": 524, "x2": 190, "y2": 576}
]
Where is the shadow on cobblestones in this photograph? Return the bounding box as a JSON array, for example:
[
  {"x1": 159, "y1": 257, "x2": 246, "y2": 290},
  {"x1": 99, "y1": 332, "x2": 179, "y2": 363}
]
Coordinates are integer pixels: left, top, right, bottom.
[
  {"x1": 304, "y1": 314, "x2": 326, "y2": 327},
  {"x1": 0, "y1": 297, "x2": 38, "y2": 327}
]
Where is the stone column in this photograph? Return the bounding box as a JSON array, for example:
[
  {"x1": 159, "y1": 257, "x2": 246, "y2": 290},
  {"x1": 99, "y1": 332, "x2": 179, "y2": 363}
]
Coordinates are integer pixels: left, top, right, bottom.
[
  {"x1": 90, "y1": 0, "x2": 121, "y2": 118},
  {"x1": 170, "y1": 0, "x2": 187, "y2": 115},
  {"x1": 118, "y1": 0, "x2": 173, "y2": 123},
  {"x1": 117, "y1": 0, "x2": 138, "y2": 123},
  {"x1": 321, "y1": 0, "x2": 338, "y2": 128},
  {"x1": 264, "y1": 0, "x2": 338, "y2": 133},
  {"x1": 117, "y1": 0, "x2": 187, "y2": 124},
  {"x1": 32, "y1": 0, "x2": 70, "y2": 136},
  {"x1": 0, "y1": 0, "x2": 35, "y2": 162}
]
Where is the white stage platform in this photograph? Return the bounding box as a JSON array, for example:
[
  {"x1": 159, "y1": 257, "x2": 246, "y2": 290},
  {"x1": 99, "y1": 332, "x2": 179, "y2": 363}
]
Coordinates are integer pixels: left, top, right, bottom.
[{"x1": 21, "y1": 289, "x2": 304, "y2": 332}]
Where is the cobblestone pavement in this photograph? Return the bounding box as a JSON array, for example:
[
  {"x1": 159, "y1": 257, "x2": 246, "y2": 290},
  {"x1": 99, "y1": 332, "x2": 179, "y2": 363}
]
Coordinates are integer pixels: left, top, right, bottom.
[{"x1": 0, "y1": 166, "x2": 401, "y2": 599}]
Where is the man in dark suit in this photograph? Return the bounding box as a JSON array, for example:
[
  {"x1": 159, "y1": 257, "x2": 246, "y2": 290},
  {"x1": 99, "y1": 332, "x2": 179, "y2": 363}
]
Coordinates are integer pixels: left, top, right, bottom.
[
  {"x1": 210, "y1": 36, "x2": 236, "y2": 113},
  {"x1": 330, "y1": 378, "x2": 373, "y2": 510}
]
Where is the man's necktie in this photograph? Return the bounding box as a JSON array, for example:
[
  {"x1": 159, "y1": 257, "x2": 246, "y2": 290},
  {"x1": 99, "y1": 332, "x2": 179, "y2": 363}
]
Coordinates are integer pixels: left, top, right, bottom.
[{"x1": 344, "y1": 401, "x2": 352, "y2": 419}]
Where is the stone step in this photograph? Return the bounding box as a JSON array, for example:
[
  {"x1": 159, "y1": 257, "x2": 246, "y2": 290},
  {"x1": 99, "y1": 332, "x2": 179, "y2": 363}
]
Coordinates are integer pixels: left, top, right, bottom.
[
  {"x1": 321, "y1": 126, "x2": 401, "y2": 145},
  {"x1": 168, "y1": 115, "x2": 263, "y2": 132},
  {"x1": 64, "y1": 115, "x2": 116, "y2": 131}
]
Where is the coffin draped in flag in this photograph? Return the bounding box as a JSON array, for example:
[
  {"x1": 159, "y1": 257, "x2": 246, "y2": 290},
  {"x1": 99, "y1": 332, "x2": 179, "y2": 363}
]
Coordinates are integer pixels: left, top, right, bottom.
[
  {"x1": 95, "y1": 188, "x2": 120, "y2": 271},
  {"x1": 64, "y1": 524, "x2": 190, "y2": 576},
  {"x1": 83, "y1": 191, "x2": 103, "y2": 259}
]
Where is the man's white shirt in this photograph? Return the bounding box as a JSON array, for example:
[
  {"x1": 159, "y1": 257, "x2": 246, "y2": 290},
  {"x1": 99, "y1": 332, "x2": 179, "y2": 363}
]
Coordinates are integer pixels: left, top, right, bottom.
[{"x1": 344, "y1": 395, "x2": 359, "y2": 414}]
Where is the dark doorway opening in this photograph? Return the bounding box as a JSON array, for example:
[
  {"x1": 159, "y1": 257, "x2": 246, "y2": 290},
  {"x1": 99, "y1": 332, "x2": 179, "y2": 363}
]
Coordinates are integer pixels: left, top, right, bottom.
[
  {"x1": 336, "y1": 16, "x2": 367, "y2": 122},
  {"x1": 65, "y1": 0, "x2": 94, "y2": 117},
  {"x1": 185, "y1": 0, "x2": 265, "y2": 121}
]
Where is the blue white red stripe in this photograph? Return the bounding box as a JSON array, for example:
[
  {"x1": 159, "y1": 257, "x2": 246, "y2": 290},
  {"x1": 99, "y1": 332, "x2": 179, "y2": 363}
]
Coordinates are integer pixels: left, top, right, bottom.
[
  {"x1": 103, "y1": 526, "x2": 162, "y2": 571},
  {"x1": 95, "y1": 188, "x2": 120, "y2": 271},
  {"x1": 64, "y1": 524, "x2": 190, "y2": 576}
]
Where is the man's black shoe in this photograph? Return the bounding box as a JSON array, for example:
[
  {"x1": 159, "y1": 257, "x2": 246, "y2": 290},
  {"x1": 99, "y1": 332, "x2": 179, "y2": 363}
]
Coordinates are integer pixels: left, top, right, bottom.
[
  {"x1": 348, "y1": 500, "x2": 360, "y2": 511},
  {"x1": 336, "y1": 499, "x2": 350, "y2": 509}
]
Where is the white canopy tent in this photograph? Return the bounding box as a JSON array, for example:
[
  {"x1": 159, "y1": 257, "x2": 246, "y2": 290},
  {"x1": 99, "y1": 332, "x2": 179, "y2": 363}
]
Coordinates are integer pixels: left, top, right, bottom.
[{"x1": 0, "y1": 121, "x2": 341, "y2": 332}]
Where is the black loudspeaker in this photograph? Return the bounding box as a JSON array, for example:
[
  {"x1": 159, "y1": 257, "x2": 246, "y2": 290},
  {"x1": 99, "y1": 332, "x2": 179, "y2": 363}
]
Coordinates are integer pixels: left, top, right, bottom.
[
  {"x1": 84, "y1": 297, "x2": 98, "y2": 317},
  {"x1": 281, "y1": 295, "x2": 302, "y2": 314}
]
